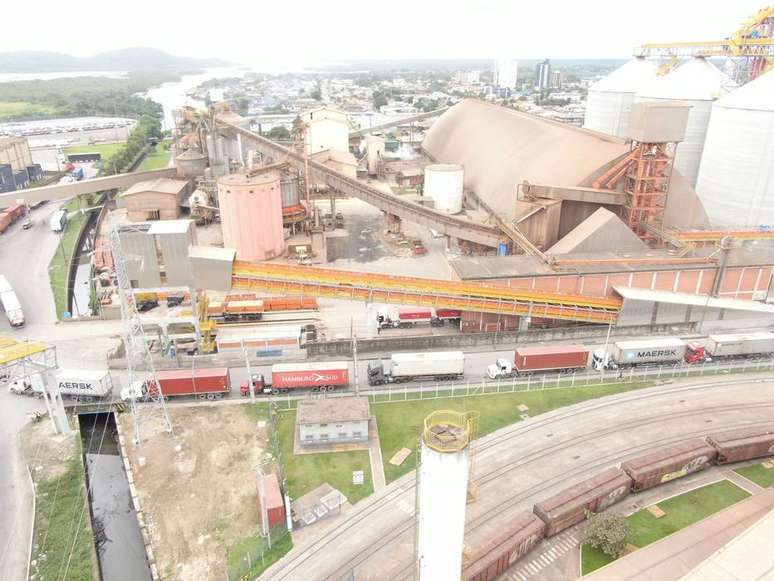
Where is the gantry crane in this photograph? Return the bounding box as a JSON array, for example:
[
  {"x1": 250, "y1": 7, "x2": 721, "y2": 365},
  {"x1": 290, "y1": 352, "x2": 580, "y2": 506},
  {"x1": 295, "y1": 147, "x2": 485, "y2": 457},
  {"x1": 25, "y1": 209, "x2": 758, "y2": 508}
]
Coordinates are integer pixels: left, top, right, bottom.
[{"x1": 636, "y1": 6, "x2": 774, "y2": 82}]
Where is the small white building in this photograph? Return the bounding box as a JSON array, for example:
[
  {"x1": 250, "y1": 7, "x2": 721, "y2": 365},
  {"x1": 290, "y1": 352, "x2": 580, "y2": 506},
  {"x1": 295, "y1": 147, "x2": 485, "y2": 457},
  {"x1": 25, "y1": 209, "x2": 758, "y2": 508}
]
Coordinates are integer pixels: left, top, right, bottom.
[
  {"x1": 299, "y1": 106, "x2": 350, "y2": 154},
  {"x1": 297, "y1": 396, "x2": 370, "y2": 446}
]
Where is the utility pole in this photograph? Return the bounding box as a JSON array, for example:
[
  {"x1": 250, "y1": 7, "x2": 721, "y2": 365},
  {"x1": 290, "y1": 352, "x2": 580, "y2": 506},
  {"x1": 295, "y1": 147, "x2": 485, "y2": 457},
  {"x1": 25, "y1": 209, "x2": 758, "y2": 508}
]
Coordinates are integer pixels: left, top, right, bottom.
[
  {"x1": 242, "y1": 339, "x2": 255, "y2": 402},
  {"x1": 351, "y1": 317, "x2": 360, "y2": 396},
  {"x1": 36, "y1": 372, "x2": 70, "y2": 435}
]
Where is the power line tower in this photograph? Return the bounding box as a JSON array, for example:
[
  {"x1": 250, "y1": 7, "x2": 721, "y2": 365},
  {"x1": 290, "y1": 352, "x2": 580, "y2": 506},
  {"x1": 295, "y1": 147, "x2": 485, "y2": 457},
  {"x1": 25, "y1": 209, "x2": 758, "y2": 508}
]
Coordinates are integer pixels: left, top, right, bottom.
[{"x1": 110, "y1": 225, "x2": 173, "y2": 445}]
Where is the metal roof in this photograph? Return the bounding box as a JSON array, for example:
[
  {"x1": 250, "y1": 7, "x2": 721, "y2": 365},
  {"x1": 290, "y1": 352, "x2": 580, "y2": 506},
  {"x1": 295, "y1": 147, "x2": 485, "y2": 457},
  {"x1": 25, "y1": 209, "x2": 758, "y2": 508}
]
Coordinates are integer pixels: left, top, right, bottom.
[
  {"x1": 188, "y1": 245, "x2": 236, "y2": 262},
  {"x1": 297, "y1": 396, "x2": 370, "y2": 425},
  {"x1": 714, "y1": 69, "x2": 774, "y2": 112},
  {"x1": 147, "y1": 219, "x2": 193, "y2": 235},
  {"x1": 0, "y1": 336, "x2": 50, "y2": 365},
  {"x1": 637, "y1": 58, "x2": 737, "y2": 102},
  {"x1": 121, "y1": 178, "x2": 190, "y2": 197},
  {"x1": 588, "y1": 57, "x2": 659, "y2": 94},
  {"x1": 613, "y1": 286, "x2": 774, "y2": 313}
]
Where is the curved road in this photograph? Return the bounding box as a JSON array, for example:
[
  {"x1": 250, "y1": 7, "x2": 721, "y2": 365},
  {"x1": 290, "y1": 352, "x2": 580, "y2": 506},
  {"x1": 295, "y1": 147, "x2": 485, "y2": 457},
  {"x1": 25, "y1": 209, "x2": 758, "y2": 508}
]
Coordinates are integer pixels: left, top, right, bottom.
[{"x1": 259, "y1": 375, "x2": 774, "y2": 580}]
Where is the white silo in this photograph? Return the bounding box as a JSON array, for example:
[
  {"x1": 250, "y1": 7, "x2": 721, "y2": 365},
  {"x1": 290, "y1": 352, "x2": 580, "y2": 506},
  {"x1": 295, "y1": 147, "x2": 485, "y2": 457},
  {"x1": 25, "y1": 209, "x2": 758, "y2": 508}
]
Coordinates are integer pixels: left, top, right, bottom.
[
  {"x1": 416, "y1": 411, "x2": 476, "y2": 580},
  {"x1": 583, "y1": 57, "x2": 659, "y2": 138},
  {"x1": 424, "y1": 164, "x2": 464, "y2": 214},
  {"x1": 635, "y1": 57, "x2": 737, "y2": 187},
  {"x1": 695, "y1": 71, "x2": 774, "y2": 228}
]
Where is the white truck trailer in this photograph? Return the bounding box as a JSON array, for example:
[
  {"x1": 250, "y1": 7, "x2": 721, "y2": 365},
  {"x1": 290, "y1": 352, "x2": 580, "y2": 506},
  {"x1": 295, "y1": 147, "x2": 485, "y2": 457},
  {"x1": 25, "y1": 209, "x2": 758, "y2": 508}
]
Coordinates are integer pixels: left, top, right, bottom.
[
  {"x1": 601, "y1": 337, "x2": 687, "y2": 368},
  {"x1": 0, "y1": 275, "x2": 24, "y2": 327},
  {"x1": 367, "y1": 351, "x2": 465, "y2": 385},
  {"x1": 705, "y1": 332, "x2": 774, "y2": 358},
  {"x1": 55, "y1": 369, "x2": 113, "y2": 402}
]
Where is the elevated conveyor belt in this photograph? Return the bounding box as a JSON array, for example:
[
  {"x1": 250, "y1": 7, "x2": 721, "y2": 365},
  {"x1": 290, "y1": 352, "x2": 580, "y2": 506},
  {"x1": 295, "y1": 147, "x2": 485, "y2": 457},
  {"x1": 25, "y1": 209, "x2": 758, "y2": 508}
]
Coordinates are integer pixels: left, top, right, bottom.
[{"x1": 231, "y1": 262, "x2": 621, "y2": 324}]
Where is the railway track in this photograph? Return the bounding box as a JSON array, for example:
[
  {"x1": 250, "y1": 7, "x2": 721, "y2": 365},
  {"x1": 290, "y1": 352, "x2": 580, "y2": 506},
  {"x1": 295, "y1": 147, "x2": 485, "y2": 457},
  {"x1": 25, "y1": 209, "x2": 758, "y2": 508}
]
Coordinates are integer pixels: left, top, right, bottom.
[{"x1": 261, "y1": 376, "x2": 774, "y2": 580}]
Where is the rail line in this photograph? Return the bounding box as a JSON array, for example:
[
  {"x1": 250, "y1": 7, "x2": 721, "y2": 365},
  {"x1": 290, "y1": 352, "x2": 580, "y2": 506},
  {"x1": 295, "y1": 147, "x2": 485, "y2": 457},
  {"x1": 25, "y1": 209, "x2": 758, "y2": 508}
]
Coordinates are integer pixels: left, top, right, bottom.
[
  {"x1": 231, "y1": 261, "x2": 621, "y2": 324},
  {"x1": 261, "y1": 376, "x2": 774, "y2": 580}
]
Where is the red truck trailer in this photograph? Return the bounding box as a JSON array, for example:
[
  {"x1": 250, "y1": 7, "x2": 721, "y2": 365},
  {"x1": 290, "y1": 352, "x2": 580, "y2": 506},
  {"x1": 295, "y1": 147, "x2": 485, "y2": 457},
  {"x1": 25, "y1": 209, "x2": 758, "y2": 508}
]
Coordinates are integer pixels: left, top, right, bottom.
[
  {"x1": 152, "y1": 367, "x2": 231, "y2": 399},
  {"x1": 377, "y1": 307, "x2": 461, "y2": 329},
  {"x1": 488, "y1": 345, "x2": 589, "y2": 378},
  {"x1": 241, "y1": 362, "x2": 349, "y2": 395}
]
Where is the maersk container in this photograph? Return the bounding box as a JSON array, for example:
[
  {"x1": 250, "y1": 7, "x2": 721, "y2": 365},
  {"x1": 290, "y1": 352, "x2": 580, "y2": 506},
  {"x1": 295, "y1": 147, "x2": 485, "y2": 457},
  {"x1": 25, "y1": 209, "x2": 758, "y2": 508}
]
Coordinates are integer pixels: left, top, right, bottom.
[
  {"x1": 514, "y1": 345, "x2": 589, "y2": 373},
  {"x1": 271, "y1": 362, "x2": 349, "y2": 390},
  {"x1": 390, "y1": 351, "x2": 465, "y2": 378},
  {"x1": 705, "y1": 332, "x2": 774, "y2": 358},
  {"x1": 55, "y1": 369, "x2": 113, "y2": 399},
  {"x1": 611, "y1": 337, "x2": 686, "y2": 366}
]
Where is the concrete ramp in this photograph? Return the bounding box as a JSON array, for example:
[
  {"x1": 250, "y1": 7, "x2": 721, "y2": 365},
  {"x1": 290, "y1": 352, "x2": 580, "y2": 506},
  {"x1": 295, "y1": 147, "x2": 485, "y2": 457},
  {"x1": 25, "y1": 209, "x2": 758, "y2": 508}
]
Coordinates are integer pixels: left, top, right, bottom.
[{"x1": 548, "y1": 208, "x2": 646, "y2": 255}]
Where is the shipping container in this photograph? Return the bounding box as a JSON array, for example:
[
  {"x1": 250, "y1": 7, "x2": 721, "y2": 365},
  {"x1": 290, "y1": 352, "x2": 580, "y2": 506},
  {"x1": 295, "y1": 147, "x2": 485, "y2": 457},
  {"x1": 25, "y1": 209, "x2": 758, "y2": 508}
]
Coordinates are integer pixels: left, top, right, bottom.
[
  {"x1": 514, "y1": 345, "x2": 589, "y2": 373},
  {"x1": 55, "y1": 369, "x2": 113, "y2": 401},
  {"x1": 463, "y1": 512, "x2": 545, "y2": 581},
  {"x1": 435, "y1": 308, "x2": 462, "y2": 320},
  {"x1": 533, "y1": 467, "x2": 632, "y2": 536},
  {"x1": 154, "y1": 367, "x2": 230, "y2": 398},
  {"x1": 226, "y1": 300, "x2": 264, "y2": 313},
  {"x1": 705, "y1": 332, "x2": 774, "y2": 358},
  {"x1": 257, "y1": 473, "x2": 286, "y2": 528},
  {"x1": 0, "y1": 212, "x2": 12, "y2": 233},
  {"x1": 0, "y1": 274, "x2": 24, "y2": 327},
  {"x1": 215, "y1": 325, "x2": 303, "y2": 352},
  {"x1": 386, "y1": 351, "x2": 465, "y2": 381},
  {"x1": 707, "y1": 426, "x2": 774, "y2": 464},
  {"x1": 621, "y1": 439, "x2": 718, "y2": 491},
  {"x1": 271, "y1": 362, "x2": 349, "y2": 391},
  {"x1": 611, "y1": 337, "x2": 686, "y2": 366}
]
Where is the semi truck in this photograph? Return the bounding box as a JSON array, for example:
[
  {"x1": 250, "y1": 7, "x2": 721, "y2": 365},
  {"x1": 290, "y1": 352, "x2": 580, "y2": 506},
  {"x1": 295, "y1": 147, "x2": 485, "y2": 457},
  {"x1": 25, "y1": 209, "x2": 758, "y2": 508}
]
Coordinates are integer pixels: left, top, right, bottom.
[
  {"x1": 487, "y1": 345, "x2": 589, "y2": 379},
  {"x1": 240, "y1": 362, "x2": 349, "y2": 395},
  {"x1": 122, "y1": 367, "x2": 231, "y2": 401},
  {"x1": 50, "y1": 209, "x2": 67, "y2": 232},
  {"x1": 591, "y1": 337, "x2": 704, "y2": 370},
  {"x1": 704, "y1": 332, "x2": 774, "y2": 359},
  {"x1": 0, "y1": 274, "x2": 24, "y2": 327},
  {"x1": 0, "y1": 204, "x2": 27, "y2": 234},
  {"x1": 55, "y1": 369, "x2": 113, "y2": 402},
  {"x1": 376, "y1": 307, "x2": 462, "y2": 329},
  {"x1": 367, "y1": 351, "x2": 465, "y2": 385}
]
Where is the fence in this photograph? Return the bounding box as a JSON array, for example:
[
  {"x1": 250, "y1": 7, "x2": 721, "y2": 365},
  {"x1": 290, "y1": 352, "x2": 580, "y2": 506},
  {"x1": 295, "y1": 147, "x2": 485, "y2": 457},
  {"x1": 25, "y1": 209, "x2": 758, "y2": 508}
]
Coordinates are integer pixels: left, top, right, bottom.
[
  {"x1": 266, "y1": 356, "x2": 774, "y2": 410},
  {"x1": 226, "y1": 523, "x2": 290, "y2": 581}
]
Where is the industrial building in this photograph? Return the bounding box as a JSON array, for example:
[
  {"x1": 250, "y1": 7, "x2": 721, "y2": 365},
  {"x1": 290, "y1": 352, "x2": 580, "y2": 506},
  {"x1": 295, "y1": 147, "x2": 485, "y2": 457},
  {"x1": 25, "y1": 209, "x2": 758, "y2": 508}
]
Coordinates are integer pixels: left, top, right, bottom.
[
  {"x1": 117, "y1": 178, "x2": 193, "y2": 221},
  {"x1": 299, "y1": 106, "x2": 349, "y2": 155},
  {"x1": 296, "y1": 396, "x2": 370, "y2": 446}
]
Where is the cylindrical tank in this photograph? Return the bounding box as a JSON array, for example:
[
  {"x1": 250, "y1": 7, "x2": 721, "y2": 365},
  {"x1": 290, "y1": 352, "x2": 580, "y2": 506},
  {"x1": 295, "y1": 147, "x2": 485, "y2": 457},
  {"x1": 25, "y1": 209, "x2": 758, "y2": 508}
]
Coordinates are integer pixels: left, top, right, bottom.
[
  {"x1": 280, "y1": 175, "x2": 306, "y2": 224},
  {"x1": 695, "y1": 70, "x2": 774, "y2": 227},
  {"x1": 175, "y1": 149, "x2": 208, "y2": 178},
  {"x1": 217, "y1": 171, "x2": 285, "y2": 260},
  {"x1": 635, "y1": 58, "x2": 737, "y2": 187},
  {"x1": 424, "y1": 164, "x2": 464, "y2": 214},
  {"x1": 416, "y1": 411, "x2": 475, "y2": 581},
  {"x1": 583, "y1": 57, "x2": 659, "y2": 138},
  {"x1": 206, "y1": 135, "x2": 221, "y2": 165}
]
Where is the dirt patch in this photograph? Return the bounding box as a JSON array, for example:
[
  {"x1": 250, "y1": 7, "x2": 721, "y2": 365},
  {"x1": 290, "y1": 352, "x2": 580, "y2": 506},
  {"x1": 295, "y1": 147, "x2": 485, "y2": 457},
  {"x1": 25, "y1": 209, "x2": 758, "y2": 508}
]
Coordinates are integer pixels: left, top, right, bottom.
[
  {"x1": 119, "y1": 405, "x2": 267, "y2": 581},
  {"x1": 21, "y1": 418, "x2": 78, "y2": 480}
]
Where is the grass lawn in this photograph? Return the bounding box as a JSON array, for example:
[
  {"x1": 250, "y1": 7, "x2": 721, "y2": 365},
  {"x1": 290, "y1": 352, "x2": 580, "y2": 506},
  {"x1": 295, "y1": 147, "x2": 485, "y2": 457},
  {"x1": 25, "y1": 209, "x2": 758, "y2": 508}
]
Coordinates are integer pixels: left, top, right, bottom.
[
  {"x1": 227, "y1": 527, "x2": 292, "y2": 581},
  {"x1": 0, "y1": 101, "x2": 59, "y2": 119},
  {"x1": 31, "y1": 444, "x2": 96, "y2": 581},
  {"x1": 735, "y1": 463, "x2": 774, "y2": 488},
  {"x1": 49, "y1": 196, "x2": 94, "y2": 318},
  {"x1": 375, "y1": 381, "x2": 652, "y2": 483},
  {"x1": 64, "y1": 142, "x2": 125, "y2": 160},
  {"x1": 582, "y1": 479, "x2": 750, "y2": 574},
  {"x1": 277, "y1": 410, "x2": 373, "y2": 504},
  {"x1": 137, "y1": 142, "x2": 172, "y2": 171}
]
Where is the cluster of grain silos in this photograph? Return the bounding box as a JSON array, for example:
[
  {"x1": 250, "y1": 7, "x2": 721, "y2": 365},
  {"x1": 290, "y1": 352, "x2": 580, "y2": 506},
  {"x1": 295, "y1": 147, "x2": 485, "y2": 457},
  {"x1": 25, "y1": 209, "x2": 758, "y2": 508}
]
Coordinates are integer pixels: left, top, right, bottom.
[
  {"x1": 217, "y1": 171, "x2": 285, "y2": 261},
  {"x1": 424, "y1": 164, "x2": 464, "y2": 214},
  {"x1": 695, "y1": 70, "x2": 774, "y2": 227}
]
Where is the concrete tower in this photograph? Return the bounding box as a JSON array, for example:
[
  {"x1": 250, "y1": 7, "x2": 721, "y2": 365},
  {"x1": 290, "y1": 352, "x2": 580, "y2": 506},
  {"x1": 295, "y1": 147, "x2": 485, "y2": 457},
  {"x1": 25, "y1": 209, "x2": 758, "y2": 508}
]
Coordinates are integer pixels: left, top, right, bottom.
[{"x1": 416, "y1": 410, "x2": 477, "y2": 580}]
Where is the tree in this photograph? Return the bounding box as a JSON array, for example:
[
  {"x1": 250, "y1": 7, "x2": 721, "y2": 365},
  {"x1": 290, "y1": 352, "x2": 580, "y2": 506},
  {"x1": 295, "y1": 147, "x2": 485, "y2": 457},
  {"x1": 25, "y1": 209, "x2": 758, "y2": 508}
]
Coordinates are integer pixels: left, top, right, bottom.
[
  {"x1": 267, "y1": 126, "x2": 291, "y2": 140},
  {"x1": 372, "y1": 90, "x2": 388, "y2": 110},
  {"x1": 583, "y1": 512, "x2": 631, "y2": 558}
]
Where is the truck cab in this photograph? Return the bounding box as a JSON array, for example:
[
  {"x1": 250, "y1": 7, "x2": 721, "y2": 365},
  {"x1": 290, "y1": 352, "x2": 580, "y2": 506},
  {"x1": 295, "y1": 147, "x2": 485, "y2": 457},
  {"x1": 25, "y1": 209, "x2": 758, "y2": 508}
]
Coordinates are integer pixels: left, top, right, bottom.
[
  {"x1": 121, "y1": 380, "x2": 147, "y2": 401},
  {"x1": 240, "y1": 374, "x2": 270, "y2": 396},
  {"x1": 591, "y1": 349, "x2": 617, "y2": 371},
  {"x1": 7, "y1": 379, "x2": 42, "y2": 397},
  {"x1": 367, "y1": 361, "x2": 388, "y2": 385},
  {"x1": 486, "y1": 358, "x2": 513, "y2": 379},
  {"x1": 685, "y1": 342, "x2": 709, "y2": 364}
]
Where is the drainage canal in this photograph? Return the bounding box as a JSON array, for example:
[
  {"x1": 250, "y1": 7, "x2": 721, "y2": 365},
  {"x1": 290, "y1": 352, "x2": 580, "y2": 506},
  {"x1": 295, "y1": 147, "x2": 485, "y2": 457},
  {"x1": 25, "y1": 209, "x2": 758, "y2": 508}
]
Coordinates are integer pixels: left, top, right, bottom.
[{"x1": 79, "y1": 412, "x2": 152, "y2": 581}]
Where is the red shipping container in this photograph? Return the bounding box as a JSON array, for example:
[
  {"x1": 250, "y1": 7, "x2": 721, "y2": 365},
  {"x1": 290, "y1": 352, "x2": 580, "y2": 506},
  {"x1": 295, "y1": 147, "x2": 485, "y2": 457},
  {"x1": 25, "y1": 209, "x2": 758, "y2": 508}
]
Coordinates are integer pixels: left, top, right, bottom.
[
  {"x1": 155, "y1": 367, "x2": 230, "y2": 396},
  {"x1": 514, "y1": 345, "x2": 589, "y2": 373},
  {"x1": 257, "y1": 473, "x2": 285, "y2": 528},
  {"x1": 398, "y1": 308, "x2": 433, "y2": 321},
  {"x1": 0, "y1": 213, "x2": 12, "y2": 233},
  {"x1": 7, "y1": 204, "x2": 26, "y2": 220},
  {"x1": 271, "y1": 362, "x2": 349, "y2": 389},
  {"x1": 435, "y1": 308, "x2": 462, "y2": 319}
]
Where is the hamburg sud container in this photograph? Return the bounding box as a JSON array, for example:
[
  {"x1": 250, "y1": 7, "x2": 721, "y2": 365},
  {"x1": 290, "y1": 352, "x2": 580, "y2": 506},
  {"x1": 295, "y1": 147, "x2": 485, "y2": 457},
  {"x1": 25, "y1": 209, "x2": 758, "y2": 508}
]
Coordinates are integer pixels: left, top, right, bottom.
[
  {"x1": 611, "y1": 337, "x2": 686, "y2": 366},
  {"x1": 463, "y1": 512, "x2": 545, "y2": 581},
  {"x1": 155, "y1": 368, "x2": 230, "y2": 397},
  {"x1": 707, "y1": 426, "x2": 774, "y2": 464},
  {"x1": 532, "y1": 467, "x2": 632, "y2": 537},
  {"x1": 621, "y1": 439, "x2": 718, "y2": 491},
  {"x1": 514, "y1": 345, "x2": 589, "y2": 373},
  {"x1": 271, "y1": 362, "x2": 349, "y2": 390}
]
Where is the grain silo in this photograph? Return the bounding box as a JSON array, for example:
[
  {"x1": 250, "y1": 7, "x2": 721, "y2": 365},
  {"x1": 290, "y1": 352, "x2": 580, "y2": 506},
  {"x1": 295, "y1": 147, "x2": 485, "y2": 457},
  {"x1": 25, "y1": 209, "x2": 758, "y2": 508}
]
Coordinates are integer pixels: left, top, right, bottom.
[
  {"x1": 635, "y1": 57, "x2": 737, "y2": 187},
  {"x1": 424, "y1": 164, "x2": 464, "y2": 214},
  {"x1": 695, "y1": 71, "x2": 774, "y2": 227},
  {"x1": 217, "y1": 171, "x2": 285, "y2": 260},
  {"x1": 175, "y1": 149, "x2": 208, "y2": 178},
  {"x1": 583, "y1": 57, "x2": 658, "y2": 138}
]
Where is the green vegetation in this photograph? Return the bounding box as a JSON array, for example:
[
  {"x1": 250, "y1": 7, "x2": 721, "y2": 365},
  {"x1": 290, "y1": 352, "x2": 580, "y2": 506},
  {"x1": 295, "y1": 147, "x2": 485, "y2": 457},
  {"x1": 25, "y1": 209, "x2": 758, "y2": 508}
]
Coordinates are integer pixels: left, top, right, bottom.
[
  {"x1": 227, "y1": 526, "x2": 292, "y2": 581},
  {"x1": 266, "y1": 126, "x2": 291, "y2": 141},
  {"x1": 49, "y1": 195, "x2": 97, "y2": 318},
  {"x1": 582, "y1": 480, "x2": 751, "y2": 574},
  {"x1": 102, "y1": 115, "x2": 162, "y2": 175},
  {"x1": 137, "y1": 141, "x2": 172, "y2": 171},
  {"x1": 64, "y1": 142, "x2": 126, "y2": 161},
  {"x1": 31, "y1": 443, "x2": 96, "y2": 581},
  {"x1": 0, "y1": 72, "x2": 172, "y2": 121},
  {"x1": 375, "y1": 381, "x2": 653, "y2": 483},
  {"x1": 277, "y1": 411, "x2": 373, "y2": 504},
  {"x1": 735, "y1": 463, "x2": 774, "y2": 488}
]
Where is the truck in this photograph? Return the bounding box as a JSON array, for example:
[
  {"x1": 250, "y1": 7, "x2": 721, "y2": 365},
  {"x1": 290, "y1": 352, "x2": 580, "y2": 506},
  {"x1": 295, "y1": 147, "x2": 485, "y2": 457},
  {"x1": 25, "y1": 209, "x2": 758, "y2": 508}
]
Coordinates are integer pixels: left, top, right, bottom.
[
  {"x1": 71, "y1": 166, "x2": 84, "y2": 181},
  {"x1": 487, "y1": 345, "x2": 589, "y2": 379},
  {"x1": 593, "y1": 337, "x2": 690, "y2": 370},
  {"x1": 55, "y1": 369, "x2": 113, "y2": 402},
  {"x1": 0, "y1": 204, "x2": 27, "y2": 234},
  {"x1": 50, "y1": 209, "x2": 67, "y2": 232},
  {"x1": 704, "y1": 332, "x2": 774, "y2": 359},
  {"x1": 8, "y1": 378, "x2": 43, "y2": 397},
  {"x1": 367, "y1": 351, "x2": 465, "y2": 385},
  {"x1": 376, "y1": 307, "x2": 462, "y2": 329},
  {"x1": 122, "y1": 367, "x2": 231, "y2": 401},
  {"x1": 0, "y1": 275, "x2": 24, "y2": 327},
  {"x1": 240, "y1": 362, "x2": 349, "y2": 395}
]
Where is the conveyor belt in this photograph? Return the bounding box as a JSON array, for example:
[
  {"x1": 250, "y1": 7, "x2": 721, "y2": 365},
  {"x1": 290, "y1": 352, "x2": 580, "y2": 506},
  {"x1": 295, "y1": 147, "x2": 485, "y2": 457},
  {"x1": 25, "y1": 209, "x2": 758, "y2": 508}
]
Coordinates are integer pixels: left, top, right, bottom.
[
  {"x1": 0, "y1": 336, "x2": 51, "y2": 365},
  {"x1": 232, "y1": 262, "x2": 621, "y2": 324}
]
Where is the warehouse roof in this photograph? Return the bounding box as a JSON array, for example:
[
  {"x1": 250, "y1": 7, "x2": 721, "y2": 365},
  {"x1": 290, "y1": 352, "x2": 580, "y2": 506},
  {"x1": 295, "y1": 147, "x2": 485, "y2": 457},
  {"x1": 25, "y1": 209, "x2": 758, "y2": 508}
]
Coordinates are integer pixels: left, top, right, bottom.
[
  {"x1": 188, "y1": 245, "x2": 236, "y2": 262},
  {"x1": 147, "y1": 219, "x2": 192, "y2": 235},
  {"x1": 121, "y1": 178, "x2": 189, "y2": 197},
  {"x1": 312, "y1": 148, "x2": 358, "y2": 166},
  {"x1": 297, "y1": 396, "x2": 370, "y2": 425},
  {"x1": 547, "y1": 208, "x2": 647, "y2": 255},
  {"x1": 613, "y1": 286, "x2": 774, "y2": 314}
]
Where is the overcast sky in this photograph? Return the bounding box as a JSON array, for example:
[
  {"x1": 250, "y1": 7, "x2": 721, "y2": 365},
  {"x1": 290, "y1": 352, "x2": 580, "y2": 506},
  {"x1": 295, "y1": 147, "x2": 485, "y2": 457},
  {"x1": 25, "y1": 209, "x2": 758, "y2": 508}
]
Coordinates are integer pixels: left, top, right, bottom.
[{"x1": 1, "y1": 0, "x2": 766, "y2": 66}]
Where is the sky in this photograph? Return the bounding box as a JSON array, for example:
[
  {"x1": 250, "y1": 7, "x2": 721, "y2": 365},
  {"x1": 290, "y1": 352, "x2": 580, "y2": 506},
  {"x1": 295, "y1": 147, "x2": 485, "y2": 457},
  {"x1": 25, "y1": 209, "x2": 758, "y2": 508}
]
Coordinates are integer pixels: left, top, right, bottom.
[{"x1": 0, "y1": 0, "x2": 767, "y2": 66}]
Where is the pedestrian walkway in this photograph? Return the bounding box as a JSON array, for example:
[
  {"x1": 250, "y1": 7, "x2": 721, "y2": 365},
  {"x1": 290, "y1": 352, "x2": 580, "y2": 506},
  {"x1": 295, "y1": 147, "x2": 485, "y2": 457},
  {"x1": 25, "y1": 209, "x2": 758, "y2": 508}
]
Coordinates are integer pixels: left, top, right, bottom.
[
  {"x1": 506, "y1": 530, "x2": 580, "y2": 580},
  {"x1": 368, "y1": 416, "x2": 386, "y2": 491}
]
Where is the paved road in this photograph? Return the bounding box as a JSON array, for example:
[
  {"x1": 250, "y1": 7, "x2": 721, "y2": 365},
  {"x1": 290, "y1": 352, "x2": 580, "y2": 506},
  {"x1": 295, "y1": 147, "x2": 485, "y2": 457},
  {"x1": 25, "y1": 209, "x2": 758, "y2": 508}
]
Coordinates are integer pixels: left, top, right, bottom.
[{"x1": 258, "y1": 375, "x2": 774, "y2": 580}]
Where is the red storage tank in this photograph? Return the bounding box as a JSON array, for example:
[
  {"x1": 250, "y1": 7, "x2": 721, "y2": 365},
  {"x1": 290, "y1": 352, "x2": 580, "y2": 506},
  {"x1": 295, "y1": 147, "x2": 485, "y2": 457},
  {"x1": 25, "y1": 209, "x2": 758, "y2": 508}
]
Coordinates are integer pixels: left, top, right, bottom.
[
  {"x1": 271, "y1": 362, "x2": 349, "y2": 391},
  {"x1": 155, "y1": 368, "x2": 230, "y2": 397},
  {"x1": 514, "y1": 345, "x2": 589, "y2": 373},
  {"x1": 257, "y1": 473, "x2": 285, "y2": 528}
]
